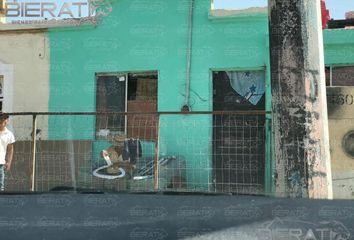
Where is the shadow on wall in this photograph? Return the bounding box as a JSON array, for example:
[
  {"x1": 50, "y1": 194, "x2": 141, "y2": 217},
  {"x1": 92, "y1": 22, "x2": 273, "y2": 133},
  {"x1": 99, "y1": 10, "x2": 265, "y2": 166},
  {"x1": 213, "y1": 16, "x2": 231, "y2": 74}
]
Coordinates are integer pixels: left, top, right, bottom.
[{"x1": 6, "y1": 140, "x2": 92, "y2": 192}]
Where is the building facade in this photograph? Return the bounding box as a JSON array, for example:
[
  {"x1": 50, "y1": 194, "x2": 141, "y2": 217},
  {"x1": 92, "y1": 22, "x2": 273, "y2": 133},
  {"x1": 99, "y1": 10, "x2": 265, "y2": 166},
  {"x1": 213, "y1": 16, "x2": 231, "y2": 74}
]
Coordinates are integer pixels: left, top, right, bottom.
[{"x1": 0, "y1": 0, "x2": 353, "y2": 197}]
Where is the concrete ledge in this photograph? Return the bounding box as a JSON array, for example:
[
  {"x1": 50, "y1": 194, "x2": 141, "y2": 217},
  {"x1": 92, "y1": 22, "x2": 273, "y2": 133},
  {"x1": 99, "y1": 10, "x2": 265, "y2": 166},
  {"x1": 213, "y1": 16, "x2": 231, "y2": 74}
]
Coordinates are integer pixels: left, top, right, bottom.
[
  {"x1": 209, "y1": 8, "x2": 267, "y2": 21},
  {"x1": 0, "y1": 17, "x2": 96, "y2": 31}
]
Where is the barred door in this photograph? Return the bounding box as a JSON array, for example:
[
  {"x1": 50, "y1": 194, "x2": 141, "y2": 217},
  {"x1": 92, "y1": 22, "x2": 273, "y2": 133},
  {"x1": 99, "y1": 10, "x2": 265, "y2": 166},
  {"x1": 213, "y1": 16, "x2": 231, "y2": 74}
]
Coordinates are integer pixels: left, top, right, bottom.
[{"x1": 213, "y1": 71, "x2": 266, "y2": 194}]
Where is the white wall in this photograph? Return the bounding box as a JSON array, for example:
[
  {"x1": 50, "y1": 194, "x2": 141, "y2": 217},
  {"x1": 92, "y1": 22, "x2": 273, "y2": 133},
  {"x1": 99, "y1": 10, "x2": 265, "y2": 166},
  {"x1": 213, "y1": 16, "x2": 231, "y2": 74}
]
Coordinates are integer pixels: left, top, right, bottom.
[
  {"x1": 0, "y1": 31, "x2": 50, "y2": 140},
  {"x1": 0, "y1": 0, "x2": 5, "y2": 23}
]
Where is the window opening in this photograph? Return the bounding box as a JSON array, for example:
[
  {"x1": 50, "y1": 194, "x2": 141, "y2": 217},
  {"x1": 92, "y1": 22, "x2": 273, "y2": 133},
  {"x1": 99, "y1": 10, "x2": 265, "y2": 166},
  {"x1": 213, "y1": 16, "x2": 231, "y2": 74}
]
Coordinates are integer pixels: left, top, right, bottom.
[
  {"x1": 95, "y1": 72, "x2": 158, "y2": 140},
  {"x1": 326, "y1": 66, "x2": 354, "y2": 86},
  {"x1": 325, "y1": 66, "x2": 331, "y2": 86}
]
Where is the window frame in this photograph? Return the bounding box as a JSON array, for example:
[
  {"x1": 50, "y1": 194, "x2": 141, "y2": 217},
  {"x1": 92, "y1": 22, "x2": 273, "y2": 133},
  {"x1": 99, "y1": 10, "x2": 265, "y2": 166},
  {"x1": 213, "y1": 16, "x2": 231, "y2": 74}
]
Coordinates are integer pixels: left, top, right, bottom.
[
  {"x1": 94, "y1": 70, "x2": 158, "y2": 140},
  {"x1": 326, "y1": 65, "x2": 354, "y2": 87}
]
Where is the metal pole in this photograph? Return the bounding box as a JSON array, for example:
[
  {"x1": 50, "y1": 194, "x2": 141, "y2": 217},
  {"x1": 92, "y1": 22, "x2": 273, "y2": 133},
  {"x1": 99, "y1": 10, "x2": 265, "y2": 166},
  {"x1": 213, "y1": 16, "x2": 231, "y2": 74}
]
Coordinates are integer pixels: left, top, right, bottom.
[
  {"x1": 153, "y1": 114, "x2": 160, "y2": 191},
  {"x1": 30, "y1": 114, "x2": 37, "y2": 192},
  {"x1": 182, "y1": 0, "x2": 194, "y2": 111},
  {"x1": 268, "y1": 0, "x2": 333, "y2": 198}
]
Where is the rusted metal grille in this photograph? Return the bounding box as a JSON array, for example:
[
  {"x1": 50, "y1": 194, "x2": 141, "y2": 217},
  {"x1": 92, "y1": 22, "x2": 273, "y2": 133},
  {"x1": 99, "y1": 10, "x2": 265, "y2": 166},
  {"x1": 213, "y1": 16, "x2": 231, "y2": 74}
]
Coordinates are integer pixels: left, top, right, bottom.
[{"x1": 5, "y1": 111, "x2": 269, "y2": 195}]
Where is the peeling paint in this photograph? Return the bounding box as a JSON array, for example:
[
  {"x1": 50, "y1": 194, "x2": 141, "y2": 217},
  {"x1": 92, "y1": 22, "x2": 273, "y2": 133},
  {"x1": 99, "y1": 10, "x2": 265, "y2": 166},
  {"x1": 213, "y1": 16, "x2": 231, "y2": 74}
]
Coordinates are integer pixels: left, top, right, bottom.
[{"x1": 269, "y1": 0, "x2": 332, "y2": 198}]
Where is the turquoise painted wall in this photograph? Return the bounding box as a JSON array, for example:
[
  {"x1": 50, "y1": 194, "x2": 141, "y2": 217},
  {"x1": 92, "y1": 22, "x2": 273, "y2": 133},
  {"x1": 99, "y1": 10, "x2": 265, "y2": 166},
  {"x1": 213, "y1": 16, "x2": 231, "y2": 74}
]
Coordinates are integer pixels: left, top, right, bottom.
[
  {"x1": 324, "y1": 29, "x2": 354, "y2": 65},
  {"x1": 48, "y1": 0, "x2": 273, "y2": 190},
  {"x1": 47, "y1": 0, "x2": 354, "y2": 191}
]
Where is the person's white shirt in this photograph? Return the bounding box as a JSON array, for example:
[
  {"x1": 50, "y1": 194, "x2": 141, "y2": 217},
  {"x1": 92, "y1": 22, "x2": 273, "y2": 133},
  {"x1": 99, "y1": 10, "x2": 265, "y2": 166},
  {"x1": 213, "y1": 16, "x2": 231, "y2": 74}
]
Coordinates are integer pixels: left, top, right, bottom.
[{"x1": 0, "y1": 127, "x2": 15, "y2": 165}]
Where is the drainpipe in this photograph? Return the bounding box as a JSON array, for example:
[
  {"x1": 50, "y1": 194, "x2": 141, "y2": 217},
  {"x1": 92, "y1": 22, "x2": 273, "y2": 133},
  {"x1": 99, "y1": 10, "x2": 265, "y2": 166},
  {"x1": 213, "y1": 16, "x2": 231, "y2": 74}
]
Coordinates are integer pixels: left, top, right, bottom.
[{"x1": 182, "y1": 0, "x2": 194, "y2": 112}]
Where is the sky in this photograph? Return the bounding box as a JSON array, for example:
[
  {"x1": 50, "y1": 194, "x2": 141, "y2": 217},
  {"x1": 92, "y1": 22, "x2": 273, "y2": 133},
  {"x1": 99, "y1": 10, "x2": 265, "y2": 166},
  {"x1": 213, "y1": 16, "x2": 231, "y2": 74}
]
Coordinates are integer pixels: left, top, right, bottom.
[{"x1": 214, "y1": 0, "x2": 354, "y2": 20}]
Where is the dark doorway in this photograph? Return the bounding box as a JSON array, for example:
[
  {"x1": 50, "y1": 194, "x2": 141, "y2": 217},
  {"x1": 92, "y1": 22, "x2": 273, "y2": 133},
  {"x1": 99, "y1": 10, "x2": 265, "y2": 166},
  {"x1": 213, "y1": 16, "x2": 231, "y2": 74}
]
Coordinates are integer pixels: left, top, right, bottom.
[
  {"x1": 96, "y1": 74, "x2": 127, "y2": 138},
  {"x1": 213, "y1": 70, "x2": 266, "y2": 194}
]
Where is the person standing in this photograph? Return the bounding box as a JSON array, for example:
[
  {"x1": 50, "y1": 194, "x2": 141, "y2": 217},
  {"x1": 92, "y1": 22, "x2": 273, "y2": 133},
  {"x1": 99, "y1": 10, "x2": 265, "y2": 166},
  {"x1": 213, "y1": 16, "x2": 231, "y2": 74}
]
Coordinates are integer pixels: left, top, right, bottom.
[{"x1": 0, "y1": 112, "x2": 15, "y2": 191}]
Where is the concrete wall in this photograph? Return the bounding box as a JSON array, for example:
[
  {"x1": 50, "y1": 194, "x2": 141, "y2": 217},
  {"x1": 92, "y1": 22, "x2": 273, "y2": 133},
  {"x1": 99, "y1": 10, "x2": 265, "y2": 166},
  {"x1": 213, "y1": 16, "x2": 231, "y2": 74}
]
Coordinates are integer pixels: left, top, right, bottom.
[
  {"x1": 0, "y1": 0, "x2": 5, "y2": 23},
  {"x1": 327, "y1": 87, "x2": 354, "y2": 199},
  {"x1": 324, "y1": 29, "x2": 354, "y2": 65},
  {"x1": 47, "y1": 0, "x2": 271, "y2": 190},
  {"x1": 0, "y1": 1, "x2": 349, "y2": 195},
  {"x1": 6, "y1": 140, "x2": 93, "y2": 192},
  {"x1": 0, "y1": 31, "x2": 50, "y2": 140},
  {"x1": 1, "y1": 1, "x2": 349, "y2": 195},
  {"x1": 324, "y1": 29, "x2": 354, "y2": 199}
]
